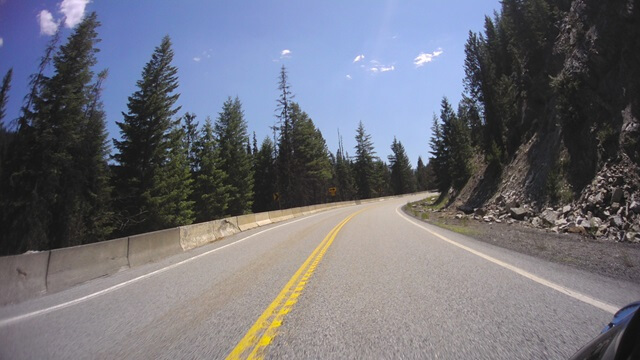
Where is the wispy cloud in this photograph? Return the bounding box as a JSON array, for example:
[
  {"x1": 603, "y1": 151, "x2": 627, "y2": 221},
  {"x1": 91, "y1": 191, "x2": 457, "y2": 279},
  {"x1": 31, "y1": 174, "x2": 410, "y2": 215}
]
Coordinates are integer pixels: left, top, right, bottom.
[
  {"x1": 367, "y1": 60, "x2": 396, "y2": 74},
  {"x1": 353, "y1": 54, "x2": 365, "y2": 63},
  {"x1": 38, "y1": 10, "x2": 59, "y2": 35},
  {"x1": 193, "y1": 49, "x2": 212, "y2": 62},
  {"x1": 280, "y1": 49, "x2": 291, "y2": 58},
  {"x1": 0, "y1": 37, "x2": 3, "y2": 47},
  {"x1": 414, "y1": 48, "x2": 443, "y2": 67},
  {"x1": 60, "y1": 0, "x2": 89, "y2": 28},
  {"x1": 346, "y1": 74, "x2": 352, "y2": 80}
]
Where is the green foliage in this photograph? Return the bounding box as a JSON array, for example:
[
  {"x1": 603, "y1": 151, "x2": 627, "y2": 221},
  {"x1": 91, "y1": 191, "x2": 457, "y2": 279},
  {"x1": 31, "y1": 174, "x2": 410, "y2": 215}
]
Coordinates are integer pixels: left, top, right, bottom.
[
  {"x1": 415, "y1": 156, "x2": 436, "y2": 191},
  {"x1": 253, "y1": 136, "x2": 277, "y2": 212},
  {"x1": 1, "y1": 13, "x2": 112, "y2": 253},
  {"x1": 354, "y1": 121, "x2": 376, "y2": 199},
  {"x1": 215, "y1": 97, "x2": 253, "y2": 215},
  {"x1": 182, "y1": 112, "x2": 199, "y2": 174},
  {"x1": 388, "y1": 137, "x2": 416, "y2": 195},
  {"x1": 332, "y1": 134, "x2": 357, "y2": 201},
  {"x1": 145, "y1": 120, "x2": 194, "y2": 228},
  {"x1": 193, "y1": 117, "x2": 230, "y2": 220},
  {"x1": 0, "y1": 68, "x2": 12, "y2": 126},
  {"x1": 429, "y1": 98, "x2": 473, "y2": 193},
  {"x1": 112, "y1": 35, "x2": 182, "y2": 235},
  {"x1": 287, "y1": 102, "x2": 332, "y2": 206}
]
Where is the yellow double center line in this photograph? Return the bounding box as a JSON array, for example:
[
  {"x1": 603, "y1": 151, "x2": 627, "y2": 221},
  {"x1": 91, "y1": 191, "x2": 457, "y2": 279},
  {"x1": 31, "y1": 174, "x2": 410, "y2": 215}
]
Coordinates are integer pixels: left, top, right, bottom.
[{"x1": 226, "y1": 209, "x2": 365, "y2": 360}]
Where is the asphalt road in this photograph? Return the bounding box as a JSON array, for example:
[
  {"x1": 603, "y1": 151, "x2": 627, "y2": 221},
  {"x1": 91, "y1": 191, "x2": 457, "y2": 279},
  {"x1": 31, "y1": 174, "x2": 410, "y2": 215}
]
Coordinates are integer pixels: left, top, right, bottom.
[{"x1": 1, "y1": 194, "x2": 639, "y2": 359}]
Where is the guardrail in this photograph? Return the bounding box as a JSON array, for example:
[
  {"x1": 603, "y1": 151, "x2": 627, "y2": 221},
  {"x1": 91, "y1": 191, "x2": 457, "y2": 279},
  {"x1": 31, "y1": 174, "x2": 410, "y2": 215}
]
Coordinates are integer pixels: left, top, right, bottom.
[{"x1": 0, "y1": 192, "x2": 428, "y2": 306}]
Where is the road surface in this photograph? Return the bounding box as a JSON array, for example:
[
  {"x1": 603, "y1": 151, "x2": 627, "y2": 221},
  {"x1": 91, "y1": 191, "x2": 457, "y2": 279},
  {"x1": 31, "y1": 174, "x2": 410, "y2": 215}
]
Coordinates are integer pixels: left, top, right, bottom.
[{"x1": 1, "y1": 194, "x2": 639, "y2": 359}]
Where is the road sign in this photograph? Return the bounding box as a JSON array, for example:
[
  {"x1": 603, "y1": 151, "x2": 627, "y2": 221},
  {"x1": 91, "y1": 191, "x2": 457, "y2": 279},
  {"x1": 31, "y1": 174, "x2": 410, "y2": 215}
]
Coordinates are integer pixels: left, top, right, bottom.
[{"x1": 328, "y1": 187, "x2": 337, "y2": 197}]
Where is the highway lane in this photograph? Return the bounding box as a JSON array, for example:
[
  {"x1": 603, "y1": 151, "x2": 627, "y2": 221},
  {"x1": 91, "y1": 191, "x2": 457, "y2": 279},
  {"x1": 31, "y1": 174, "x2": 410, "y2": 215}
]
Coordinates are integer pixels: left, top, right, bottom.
[{"x1": 1, "y1": 194, "x2": 639, "y2": 359}]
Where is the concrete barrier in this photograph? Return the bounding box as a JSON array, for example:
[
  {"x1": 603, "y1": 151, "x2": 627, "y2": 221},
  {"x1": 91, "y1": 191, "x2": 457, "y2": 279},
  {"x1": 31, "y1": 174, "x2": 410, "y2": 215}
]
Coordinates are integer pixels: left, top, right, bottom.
[
  {"x1": 281, "y1": 209, "x2": 294, "y2": 220},
  {"x1": 267, "y1": 210, "x2": 282, "y2": 222},
  {"x1": 254, "y1": 212, "x2": 272, "y2": 226},
  {"x1": 236, "y1": 214, "x2": 259, "y2": 231},
  {"x1": 0, "y1": 251, "x2": 50, "y2": 306},
  {"x1": 180, "y1": 221, "x2": 218, "y2": 251},
  {"x1": 291, "y1": 207, "x2": 304, "y2": 217},
  {"x1": 47, "y1": 237, "x2": 129, "y2": 293},
  {"x1": 128, "y1": 228, "x2": 182, "y2": 267},
  {"x1": 212, "y1": 217, "x2": 240, "y2": 239}
]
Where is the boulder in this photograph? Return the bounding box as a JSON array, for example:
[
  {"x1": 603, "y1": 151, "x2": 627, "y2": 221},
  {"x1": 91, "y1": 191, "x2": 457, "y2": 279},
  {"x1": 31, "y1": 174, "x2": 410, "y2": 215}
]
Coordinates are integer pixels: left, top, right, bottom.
[
  {"x1": 630, "y1": 201, "x2": 640, "y2": 214},
  {"x1": 625, "y1": 232, "x2": 639, "y2": 243},
  {"x1": 610, "y1": 215, "x2": 624, "y2": 228},
  {"x1": 567, "y1": 226, "x2": 587, "y2": 235},
  {"x1": 562, "y1": 205, "x2": 572, "y2": 214},
  {"x1": 474, "y1": 207, "x2": 487, "y2": 216},
  {"x1": 510, "y1": 207, "x2": 527, "y2": 220},
  {"x1": 540, "y1": 209, "x2": 559, "y2": 226},
  {"x1": 611, "y1": 202, "x2": 620, "y2": 213},
  {"x1": 531, "y1": 217, "x2": 542, "y2": 227},
  {"x1": 611, "y1": 187, "x2": 624, "y2": 204}
]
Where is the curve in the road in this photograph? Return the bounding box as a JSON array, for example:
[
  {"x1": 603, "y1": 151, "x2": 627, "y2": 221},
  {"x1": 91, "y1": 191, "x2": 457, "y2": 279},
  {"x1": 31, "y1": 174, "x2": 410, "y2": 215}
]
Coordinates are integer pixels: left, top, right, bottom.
[{"x1": 395, "y1": 205, "x2": 618, "y2": 314}]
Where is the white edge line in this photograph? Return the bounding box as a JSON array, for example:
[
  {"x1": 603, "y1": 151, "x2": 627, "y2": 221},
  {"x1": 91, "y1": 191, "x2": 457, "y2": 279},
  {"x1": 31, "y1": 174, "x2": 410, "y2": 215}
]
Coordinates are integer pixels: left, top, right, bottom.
[
  {"x1": 0, "y1": 210, "x2": 340, "y2": 328},
  {"x1": 395, "y1": 205, "x2": 619, "y2": 315}
]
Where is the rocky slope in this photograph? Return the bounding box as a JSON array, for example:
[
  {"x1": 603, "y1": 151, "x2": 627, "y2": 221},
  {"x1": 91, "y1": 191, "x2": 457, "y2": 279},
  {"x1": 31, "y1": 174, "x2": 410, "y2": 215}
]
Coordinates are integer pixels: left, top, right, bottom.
[{"x1": 449, "y1": 0, "x2": 639, "y2": 243}]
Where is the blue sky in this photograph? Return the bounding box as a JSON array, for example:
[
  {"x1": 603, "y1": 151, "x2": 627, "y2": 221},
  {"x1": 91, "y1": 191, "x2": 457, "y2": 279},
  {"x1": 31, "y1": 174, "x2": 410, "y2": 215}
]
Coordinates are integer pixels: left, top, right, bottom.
[{"x1": 0, "y1": 0, "x2": 500, "y2": 166}]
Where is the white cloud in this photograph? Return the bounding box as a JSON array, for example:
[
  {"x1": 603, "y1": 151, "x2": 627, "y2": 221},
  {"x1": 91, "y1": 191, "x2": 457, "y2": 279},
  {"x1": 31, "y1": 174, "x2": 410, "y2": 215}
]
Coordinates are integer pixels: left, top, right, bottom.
[
  {"x1": 193, "y1": 57, "x2": 201, "y2": 62},
  {"x1": 38, "y1": 10, "x2": 59, "y2": 35},
  {"x1": 353, "y1": 54, "x2": 365, "y2": 63},
  {"x1": 414, "y1": 49, "x2": 443, "y2": 67},
  {"x1": 346, "y1": 74, "x2": 352, "y2": 80},
  {"x1": 367, "y1": 60, "x2": 395, "y2": 74},
  {"x1": 280, "y1": 49, "x2": 291, "y2": 58},
  {"x1": 0, "y1": 37, "x2": 3, "y2": 47},
  {"x1": 59, "y1": 0, "x2": 90, "y2": 28}
]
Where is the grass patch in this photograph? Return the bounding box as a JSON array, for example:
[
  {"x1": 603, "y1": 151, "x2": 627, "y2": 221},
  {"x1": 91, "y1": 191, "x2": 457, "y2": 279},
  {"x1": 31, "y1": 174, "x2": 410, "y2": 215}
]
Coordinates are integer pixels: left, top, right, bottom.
[{"x1": 433, "y1": 221, "x2": 478, "y2": 236}]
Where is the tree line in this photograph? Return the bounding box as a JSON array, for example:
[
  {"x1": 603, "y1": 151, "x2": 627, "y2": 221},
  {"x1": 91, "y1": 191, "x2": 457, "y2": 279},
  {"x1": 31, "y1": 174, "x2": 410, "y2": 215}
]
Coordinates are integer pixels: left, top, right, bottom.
[
  {"x1": 0, "y1": 13, "x2": 429, "y2": 255},
  {"x1": 427, "y1": 0, "x2": 638, "y2": 202}
]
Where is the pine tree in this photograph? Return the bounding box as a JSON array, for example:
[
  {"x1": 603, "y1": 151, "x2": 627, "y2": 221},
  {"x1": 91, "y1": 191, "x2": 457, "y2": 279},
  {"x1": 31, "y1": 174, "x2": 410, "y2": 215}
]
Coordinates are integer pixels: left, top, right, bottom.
[
  {"x1": 215, "y1": 97, "x2": 253, "y2": 215},
  {"x1": 415, "y1": 156, "x2": 436, "y2": 191},
  {"x1": 2, "y1": 13, "x2": 112, "y2": 251},
  {"x1": 372, "y1": 159, "x2": 391, "y2": 197},
  {"x1": 145, "y1": 119, "x2": 194, "y2": 228},
  {"x1": 287, "y1": 102, "x2": 332, "y2": 206},
  {"x1": 275, "y1": 65, "x2": 294, "y2": 207},
  {"x1": 113, "y1": 35, "x2": 181, "y2": 235},
  {"x1": 253, "y1": 136, "x2": 277, "y2": 213},
  {"x1": 0, "y1": 68, "x2": 13, "y2": 185},
  {"x1": 354, "y1": 121, "x2": 376, "y2": 199},
  {"x1": 193, "y1": 117, "x2": 229, "y2": 221},
  {"x1": 0, "y1": 33, "x2": 59, "y2": 254},
  {"x1": 440, "y1": 97, "x2": 473, "y2": 191},
  {"x1": 388, "y1": 137, "x2": 416, "y2": 195},
  {"x1": 333, "y1": 133, "x2": 357, "y2": 201},
  {"x1": 0, "y1": 68, "x2": 12, "y2": 126},
  {"x1": 429, "y1": 114, "x2": 449, "y2": 192},
  {"x1": 182, "y1": 112, "x2": 199, "y2": 174}
]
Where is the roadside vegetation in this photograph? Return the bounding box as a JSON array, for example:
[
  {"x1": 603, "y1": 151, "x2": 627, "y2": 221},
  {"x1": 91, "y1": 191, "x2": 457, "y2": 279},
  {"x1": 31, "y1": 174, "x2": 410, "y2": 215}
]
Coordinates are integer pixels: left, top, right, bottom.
[{"x1": 0, "y1": 14, "x2": 432, "y2": 255}]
